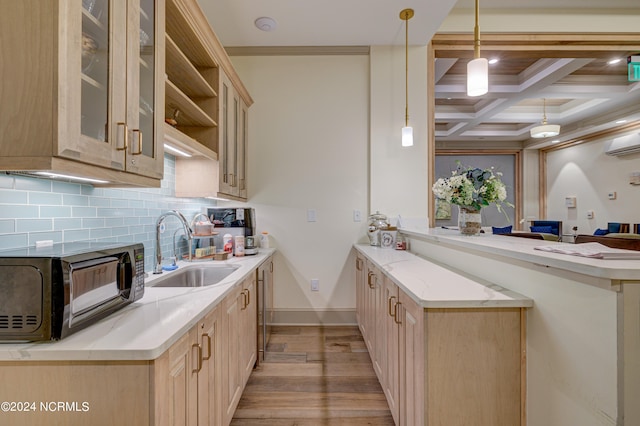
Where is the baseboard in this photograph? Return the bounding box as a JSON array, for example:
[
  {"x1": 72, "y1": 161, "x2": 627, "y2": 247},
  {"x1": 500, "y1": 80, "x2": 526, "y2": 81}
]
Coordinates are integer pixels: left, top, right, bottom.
[{"x1": 271, "y1": 309, "x2": 357, "y2": 326}]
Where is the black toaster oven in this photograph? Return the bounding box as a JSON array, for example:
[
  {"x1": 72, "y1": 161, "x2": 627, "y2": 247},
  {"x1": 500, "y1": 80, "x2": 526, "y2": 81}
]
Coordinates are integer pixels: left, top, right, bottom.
[{"x1": 0, "y1": 242, "x2": 145, "y2": 341}]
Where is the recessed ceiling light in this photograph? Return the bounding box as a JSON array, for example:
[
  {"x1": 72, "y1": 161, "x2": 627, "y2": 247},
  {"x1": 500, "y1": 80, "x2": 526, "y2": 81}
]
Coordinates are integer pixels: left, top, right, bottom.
[
  {"x1": 551, "y1": 139, "x2": 561, "y2": 144},
  {"x1": 608, "y1": 58, "x2": 622, "y2": 65},
  {"x1": 255, "y1": 17, "x2": 277, "y2": 32},
  {"x1": 488, "y1": 58, "x2": 499, "y2": 65}
]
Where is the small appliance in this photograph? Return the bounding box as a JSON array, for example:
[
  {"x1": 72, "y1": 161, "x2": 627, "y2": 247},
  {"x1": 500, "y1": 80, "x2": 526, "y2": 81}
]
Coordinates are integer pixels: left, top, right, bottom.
[
  {"x1": 207, "y1": 207, "x2": 256, "y2": 252},
  {"x1": 0, "y1": 242, "x2": 144, "y2": 341}
]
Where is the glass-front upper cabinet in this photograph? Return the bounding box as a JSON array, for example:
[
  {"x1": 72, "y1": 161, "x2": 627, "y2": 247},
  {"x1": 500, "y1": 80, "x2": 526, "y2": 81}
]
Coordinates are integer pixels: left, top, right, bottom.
[{"x1": 74, "y1": 0, "x2": 164, "y2": 178}]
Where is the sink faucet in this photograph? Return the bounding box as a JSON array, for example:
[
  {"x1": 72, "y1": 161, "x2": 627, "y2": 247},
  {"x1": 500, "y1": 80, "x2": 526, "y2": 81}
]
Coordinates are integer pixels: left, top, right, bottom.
[{"x1": 154, "y1": 210, "x2": 193, "y2": 274}]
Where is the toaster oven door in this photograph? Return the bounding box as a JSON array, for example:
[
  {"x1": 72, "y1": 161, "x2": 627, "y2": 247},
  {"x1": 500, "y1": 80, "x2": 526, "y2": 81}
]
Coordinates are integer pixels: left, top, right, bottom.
[{"x1": 0, "y1": 265, "x2": 48, "y2": 339}]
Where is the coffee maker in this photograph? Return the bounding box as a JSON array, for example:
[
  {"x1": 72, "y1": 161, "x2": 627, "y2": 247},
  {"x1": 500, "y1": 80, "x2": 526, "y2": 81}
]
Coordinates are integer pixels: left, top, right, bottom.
[{"x1": 207, "y1": 207, "x2": 256, "y2": 251}]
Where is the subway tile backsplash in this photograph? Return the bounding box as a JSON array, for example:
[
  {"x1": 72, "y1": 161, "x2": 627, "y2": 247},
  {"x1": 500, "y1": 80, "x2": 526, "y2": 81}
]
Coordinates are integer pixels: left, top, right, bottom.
[{"x1": 0, "y1": 155, "x2": 217, "y2": 272}]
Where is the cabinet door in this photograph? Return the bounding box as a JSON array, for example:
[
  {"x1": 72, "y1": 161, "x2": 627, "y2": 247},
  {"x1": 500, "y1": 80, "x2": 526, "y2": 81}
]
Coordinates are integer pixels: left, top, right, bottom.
[
  {"x1": 398, "y1": 290, "x2": 424, "y2": 426},
  {"x1": 222, "y1": 285, "x2": 243, "y2": 424},
  {"x1": 258, "y1": 256, "x2": 274, "y2": 363},
  {"x1": 218, "y1": 73, "x2": 237, "y2": 196},
  {"x1": 124, "y1": 0, "x2": 164, "y2": 178},
  {"x1": 166, "y1": 328, "x2": 199, "y2": 426},
  {"x1": 64, "y1": 0, "x2": 127, "y2": 170},
  {"x1": 241, "y1": 275, "x2": 257, "y2": 382},
  {"x1": 237, "y1": 100, "x2": 248, "y2": 199},
  {"x1": 198, "y1": 306, "x2": 219, "y2": 426},
  {"x1": 355, "y1": 255, "x2": 365, "y2": 335},
  {"x1": 383, "y1": 277, "x2": 400, "y2": 425}
]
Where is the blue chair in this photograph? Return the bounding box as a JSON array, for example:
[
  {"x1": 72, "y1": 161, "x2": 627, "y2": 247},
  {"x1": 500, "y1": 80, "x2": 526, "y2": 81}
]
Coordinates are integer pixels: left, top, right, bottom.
[
  {"x1": 530, "y1": 220, "x2": 562, "y2": 237},
  {"x1": 608, "y1": 222, "x2": 629, "y2": 233}
]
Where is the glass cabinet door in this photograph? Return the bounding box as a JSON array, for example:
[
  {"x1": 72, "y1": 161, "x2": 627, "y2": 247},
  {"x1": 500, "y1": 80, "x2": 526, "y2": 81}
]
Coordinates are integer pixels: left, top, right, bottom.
[
  {"x1": 80, "y1": 0, "x2": 110, "y2": 143},
  {"x1": 126, "y1": 0, "x2": 163, "y2": 178}
]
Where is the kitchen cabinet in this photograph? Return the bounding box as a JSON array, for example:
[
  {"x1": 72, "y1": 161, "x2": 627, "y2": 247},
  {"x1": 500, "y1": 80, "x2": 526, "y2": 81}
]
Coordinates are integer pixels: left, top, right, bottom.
[
  {"x1": 0, "y1": 0, "x2": 164, "y2": 186},
  {"x1": 164, "y1": 0, "x2": 219, "y2": 158},
  {"x1": 168, "y1": 0, "x2": 253, "y2": 201},
  {"x1": 155, "y1": 304, "x2": 219, "y2": 426},
  {"x1": 357, "y1": 254, "x2": 524, "y2": 426},
  {"x1": 355, "y1": 254, "x2": 366, "y2": 334},
  {"x1": 221, "y1": 274, "x2": 256, "y2": 425}
]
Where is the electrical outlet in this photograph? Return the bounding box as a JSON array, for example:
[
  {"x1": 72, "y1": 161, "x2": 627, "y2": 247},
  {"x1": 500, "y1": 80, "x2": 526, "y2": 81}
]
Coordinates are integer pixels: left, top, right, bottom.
[
  {"x1": 608, "y1": 192, "x2": 617, "y2": 200},
  {"x1": 307, "y1": 209, "x2": 317, "y2": 222},
  {"x1": 311, "y1": 279, "x2": 320, "y2": 291},
  {"x1": 353, "y1": 209, "x2": 362, "y2": 222}
]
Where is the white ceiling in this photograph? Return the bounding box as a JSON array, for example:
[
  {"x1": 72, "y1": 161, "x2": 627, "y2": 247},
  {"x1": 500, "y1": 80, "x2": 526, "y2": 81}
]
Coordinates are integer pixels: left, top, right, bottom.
[{"x1": 197, "y1": 0, "x2": 640, "y2": 147}]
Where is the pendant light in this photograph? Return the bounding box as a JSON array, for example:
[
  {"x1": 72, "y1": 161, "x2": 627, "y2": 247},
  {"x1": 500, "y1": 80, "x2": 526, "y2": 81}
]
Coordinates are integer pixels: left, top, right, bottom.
[
  {"x1": 400, "y1": 8, "x2": 414, "y2": 147},
  {"x1": 467, "y1": 0, "x2": 488, "y2": 97},
  {"x1": 530, "y1": 98, "x2": 560, "y2": 138}
]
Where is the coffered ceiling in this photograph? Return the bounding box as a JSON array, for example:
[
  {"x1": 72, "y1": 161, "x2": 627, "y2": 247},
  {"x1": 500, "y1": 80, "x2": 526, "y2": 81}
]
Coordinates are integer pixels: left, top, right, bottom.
[{"x1": 433, "y1": 36, "x2": 640, "y2": 148}]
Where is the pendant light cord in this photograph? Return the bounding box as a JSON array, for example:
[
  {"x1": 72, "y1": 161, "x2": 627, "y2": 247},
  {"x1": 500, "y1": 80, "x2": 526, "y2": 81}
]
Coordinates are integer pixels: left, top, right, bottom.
[
  {"x1": 405, "y1": 11, "x2": 409, "y2": 127},
  {"x1": 474, "y1": 0, "x2": 480, "y2": 59}
]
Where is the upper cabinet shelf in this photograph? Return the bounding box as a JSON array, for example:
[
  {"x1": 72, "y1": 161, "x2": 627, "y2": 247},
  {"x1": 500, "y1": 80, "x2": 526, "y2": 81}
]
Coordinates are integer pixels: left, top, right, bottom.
[{"x1": 164, "y1": 0, "x2": 219, "y2": 156}]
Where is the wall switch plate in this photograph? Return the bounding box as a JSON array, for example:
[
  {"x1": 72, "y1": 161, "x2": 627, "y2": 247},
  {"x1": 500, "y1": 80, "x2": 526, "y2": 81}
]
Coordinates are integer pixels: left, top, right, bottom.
[
  {"x1": 565, "y1": 196, "x2": 577, "y2": 208},
  {"x1": 307, "y1": 209, "x2": 317, "y2": 222},
  {"x1": 608, "y1": 192, "x2": 617, "y2": 200},
  {"x1": 353, "y1": 209, "x2": 361, "y2": 222},
  {"x1": 311, "y1": 279, "x2": 320, "y2": 291},
  {"x1": 586, "y1": 210, "x2": 595, "y2": 219}
]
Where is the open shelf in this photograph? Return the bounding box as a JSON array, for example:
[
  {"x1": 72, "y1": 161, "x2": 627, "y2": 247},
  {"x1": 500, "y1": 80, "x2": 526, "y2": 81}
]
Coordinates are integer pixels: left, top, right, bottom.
[
  {"x1": 165, "y1": 79, "x2": 217, "y2": 127},
  {"x1": 166, "y1": 34, "x2": 217, "y2": 98}
]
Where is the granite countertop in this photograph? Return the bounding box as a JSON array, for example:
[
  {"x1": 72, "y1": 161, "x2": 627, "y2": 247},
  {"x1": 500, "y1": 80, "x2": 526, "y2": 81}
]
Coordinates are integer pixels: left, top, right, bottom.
[
  {"x1": 354, "y1": 244, "x2": 532, "y2": 309},
  {"x1": 0, "y1": 249, "x2": 275, "y2": 362},
  {"x1": 400, "y1": 226, "x2": 640, "y2": 281}
]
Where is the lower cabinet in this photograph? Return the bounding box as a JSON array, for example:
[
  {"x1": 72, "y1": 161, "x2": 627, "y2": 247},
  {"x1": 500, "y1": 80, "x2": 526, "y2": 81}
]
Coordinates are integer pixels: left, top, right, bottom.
[
  {"x1": 157, "y1": 275, "x2": 257, "y2": 426},
  {"x1": 155, "y1": 305, "x2": 219, "y2": 426},
  {"x1": 357, "y1": 256, "x2": 524, "y2": 426}
]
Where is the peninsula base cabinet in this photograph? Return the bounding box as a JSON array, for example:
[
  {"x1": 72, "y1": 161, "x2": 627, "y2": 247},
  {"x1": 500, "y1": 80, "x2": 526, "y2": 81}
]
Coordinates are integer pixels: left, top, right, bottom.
[{"x1": 356, "y1": 257, "x2": 526, "y2": 426}]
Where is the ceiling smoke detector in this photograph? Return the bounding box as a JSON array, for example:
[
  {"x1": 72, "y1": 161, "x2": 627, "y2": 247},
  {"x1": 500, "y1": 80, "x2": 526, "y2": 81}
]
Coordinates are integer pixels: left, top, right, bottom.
[{"x1": 255, "y1": 17, "x2": 277, "y2": 32}]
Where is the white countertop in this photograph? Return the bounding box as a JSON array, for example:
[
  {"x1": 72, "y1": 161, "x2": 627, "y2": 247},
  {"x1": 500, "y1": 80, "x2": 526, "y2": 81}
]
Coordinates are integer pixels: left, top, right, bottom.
[
  {"x1": 354, "y1": 244, "x2": 532, "y2": 309},
  {"x1": 0, "y1": 249, "x2": 275, "y2": 362},
  {"x1": 400, "y1": 227, "x2": 640, "y2": 281}
]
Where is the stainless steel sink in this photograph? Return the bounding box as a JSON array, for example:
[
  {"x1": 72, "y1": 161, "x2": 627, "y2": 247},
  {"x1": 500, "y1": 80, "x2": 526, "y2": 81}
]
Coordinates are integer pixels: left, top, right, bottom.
[{"x1": 149, "y1": 265, "x2": 240, "y2": 288}]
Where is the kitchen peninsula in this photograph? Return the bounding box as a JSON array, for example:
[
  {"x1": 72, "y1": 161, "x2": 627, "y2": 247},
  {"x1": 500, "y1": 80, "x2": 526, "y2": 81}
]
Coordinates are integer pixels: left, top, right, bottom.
[
  {"x1": 0, "y1": 250, "x2": 274, "y2": 426},
  {"x1": 400, "y1": 227, "x2": 640, "y2": 426}
]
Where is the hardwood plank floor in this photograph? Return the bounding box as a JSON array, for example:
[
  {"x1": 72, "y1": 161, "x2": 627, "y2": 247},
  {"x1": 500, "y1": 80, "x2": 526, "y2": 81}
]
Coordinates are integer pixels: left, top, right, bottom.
[{"x1": 231, "y1": 326, "x2": 395, "y2": 426}]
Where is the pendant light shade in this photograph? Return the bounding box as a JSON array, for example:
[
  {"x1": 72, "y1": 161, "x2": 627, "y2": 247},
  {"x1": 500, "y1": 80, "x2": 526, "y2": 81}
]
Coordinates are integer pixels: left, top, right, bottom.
[
  {"x1": 400, "y1": 8, "x2": 414, "y2": 147},
  {"x1": 530, "y1": 98, "x2": 560, "y2": 138},
  {"x1": 467, "y1": 0, "x2": 488, "y2": 97},
  {"x1": 402, "y1": 126, "x2": 413, "y2": 147},
  {"x1": 467, "y1": 58, "x2": 488, "y2": 97}
]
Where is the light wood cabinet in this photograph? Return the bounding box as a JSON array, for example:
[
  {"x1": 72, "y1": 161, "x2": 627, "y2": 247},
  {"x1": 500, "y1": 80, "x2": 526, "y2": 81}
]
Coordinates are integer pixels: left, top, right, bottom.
[
  {"x1": 357, "y1": 255, "x2": 525, "y2": 426},
  {"x1": 221, "y1": 274, "x2": 256, "y2": 425},
  {"x1": 257, "y1": 256, "x2": 274, "y2": 363},
  {"x1": 155, "y1": 304, "x2": 219, "y2": 426},
  {"x1": 0, "y1": 0, "x2": 164, "y2": 187},
  {"x1": 168, "y1": 0, "x2": 253, "y2": 201}
]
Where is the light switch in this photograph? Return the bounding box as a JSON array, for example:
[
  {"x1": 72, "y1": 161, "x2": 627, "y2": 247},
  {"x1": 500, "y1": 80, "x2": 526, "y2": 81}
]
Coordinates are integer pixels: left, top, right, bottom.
[
  {"x1": 311, "y1": 279, "x2": 320, "y2": 291},
  {"x1": 586, "y1": 210, "x2": 595, "y2": 219},
  {"x1": 353, "y1": 209, "x2": 362, "y2": 222},
  {"x1": 307, "y1": 209, "x2": 317, "y2": 222},
  {"x1": 608, "y1": 192, "x2": 617, "y2": 200}
]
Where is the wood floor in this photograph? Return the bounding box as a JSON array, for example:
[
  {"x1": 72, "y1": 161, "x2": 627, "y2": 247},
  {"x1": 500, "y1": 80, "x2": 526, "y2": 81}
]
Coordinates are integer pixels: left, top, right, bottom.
[{"x1": 230, "y1": 325, "x2": 395, "y2": 426}]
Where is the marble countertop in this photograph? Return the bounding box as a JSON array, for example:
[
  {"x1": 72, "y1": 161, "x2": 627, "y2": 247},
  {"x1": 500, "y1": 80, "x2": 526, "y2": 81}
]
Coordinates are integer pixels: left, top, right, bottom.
[
  {"x1": 401, "y1": 227, "x2": 640, "y2": 281},
  {"x1": 0, "y1": 249, "x2": 275, "y2": 362},
  {"x1": 354, "y1": 244, "x2": 532, "y2": 309}
]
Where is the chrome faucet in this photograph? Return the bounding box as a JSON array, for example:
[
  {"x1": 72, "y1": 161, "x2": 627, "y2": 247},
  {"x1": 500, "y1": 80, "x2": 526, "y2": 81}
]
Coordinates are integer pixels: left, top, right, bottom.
[{"x1": 154, "y1": 210, "x2": 193, "y2": 274}]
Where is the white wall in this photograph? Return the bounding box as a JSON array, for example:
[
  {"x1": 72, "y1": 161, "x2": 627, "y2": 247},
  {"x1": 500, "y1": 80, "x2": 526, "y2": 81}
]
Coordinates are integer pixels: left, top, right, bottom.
[
  {"x1": 370, "y1": 45, "x2": 429, "y2": 220},
  {"x1": 546, "y1": 134, "x2": 640, "y2": 234},
  {"x1": 229, "y1": 55, "x2": 369, "y2": 324}
]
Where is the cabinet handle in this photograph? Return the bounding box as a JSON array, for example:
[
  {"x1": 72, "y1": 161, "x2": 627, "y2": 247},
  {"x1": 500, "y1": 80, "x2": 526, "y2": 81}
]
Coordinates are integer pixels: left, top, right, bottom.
[
  {"x1": 356, "y1": 258, "x2": 363, "y2": 271},
  {"x1": 192, "y1": 343, "x2": 202, "y2": 373},
  {"x1": 202, "y1": 333, "x2": 211, "y2": 361},
  {"x1": 246, "y1": 289, "x2": 250, "y2": 306},
  {"x1": 367, "y1": 271, "x2": 376, "y2": 289},
  {"x1": 270, "y1": 261, "x2": 273, "y2": 273},
  {"x1": 241, "y1": 289, "x2": 249, "y2": 310},
  {"x1": 394, "y1": 302, "x2": 403, "y2": 325},
  {"x1": 131, "y1": 129, "x2": 143, "y2": 155},
  {"x1": 116, "y1": 122, "x2": 128, "y2": 151},
  {"x1": 388, "y1": 296, "x2": 397, "y2": 317}
]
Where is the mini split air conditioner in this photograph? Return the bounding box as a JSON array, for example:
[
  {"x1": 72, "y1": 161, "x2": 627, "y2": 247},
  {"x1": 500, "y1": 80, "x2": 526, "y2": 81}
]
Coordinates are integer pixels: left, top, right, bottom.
[{"x1": 605, "y1": 133, "x2": 640, "y2": 156}]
